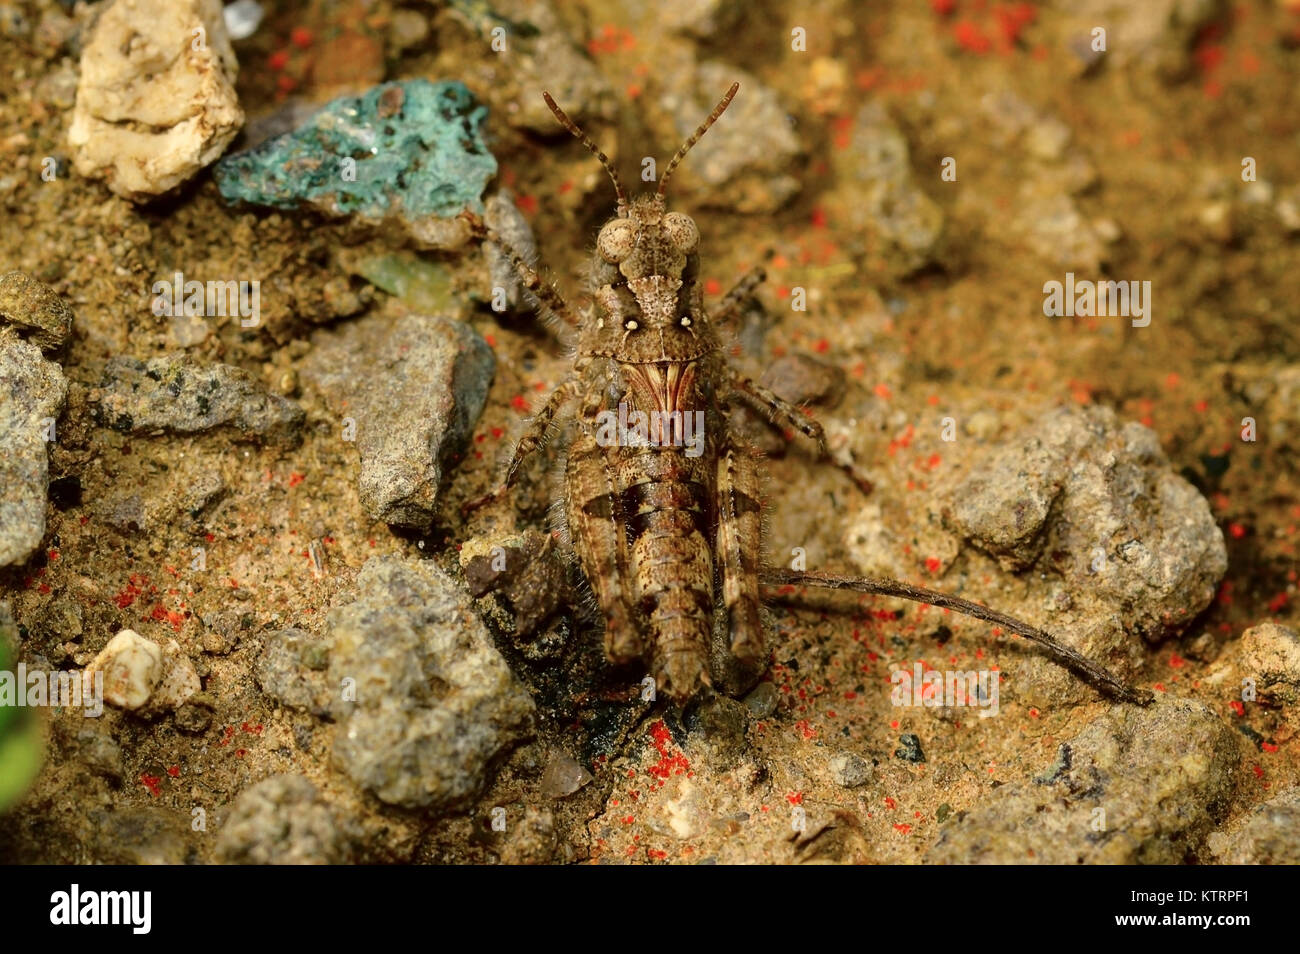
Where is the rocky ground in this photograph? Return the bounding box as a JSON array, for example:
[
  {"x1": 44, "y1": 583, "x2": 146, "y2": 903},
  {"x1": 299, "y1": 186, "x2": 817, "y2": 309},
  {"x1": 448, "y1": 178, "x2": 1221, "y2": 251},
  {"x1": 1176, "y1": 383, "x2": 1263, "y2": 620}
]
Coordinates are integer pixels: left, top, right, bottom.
[{"x1": 0, "y1": 0, "x2": 1298, "y2": 864}]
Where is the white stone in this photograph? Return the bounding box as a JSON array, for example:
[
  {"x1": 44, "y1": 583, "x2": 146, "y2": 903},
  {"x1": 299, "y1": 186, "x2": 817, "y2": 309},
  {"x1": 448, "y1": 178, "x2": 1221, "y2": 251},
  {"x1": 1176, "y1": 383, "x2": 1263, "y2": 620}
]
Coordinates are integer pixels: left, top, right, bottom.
[
  {"x1": 88, "y1": 629, "x2": 200, "y2": 713},
  {"x1": 68, "y1": 0, "x2": 243, "y2": 201},
  {"x1": 88, "y1": 629, "x2": 161, "y2": 710}
]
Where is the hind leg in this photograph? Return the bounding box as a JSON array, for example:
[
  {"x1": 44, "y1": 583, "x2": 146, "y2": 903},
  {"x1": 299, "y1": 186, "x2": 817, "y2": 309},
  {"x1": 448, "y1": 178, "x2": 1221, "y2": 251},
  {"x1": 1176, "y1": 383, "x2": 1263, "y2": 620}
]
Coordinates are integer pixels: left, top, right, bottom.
[
  {"x1": 565, "y1": 403, "x2": 642, "y2": 664},
  {"x1": 715, "y1": 441, "x2": 764, "y2": 661}
]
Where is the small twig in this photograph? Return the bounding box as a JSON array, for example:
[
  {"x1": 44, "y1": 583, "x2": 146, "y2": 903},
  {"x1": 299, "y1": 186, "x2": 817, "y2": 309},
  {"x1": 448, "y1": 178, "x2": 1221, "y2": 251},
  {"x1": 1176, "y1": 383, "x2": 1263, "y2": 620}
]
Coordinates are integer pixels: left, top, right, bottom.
[{"x1": 760, "y1": 567, "x2": 1154, "y2": 706}]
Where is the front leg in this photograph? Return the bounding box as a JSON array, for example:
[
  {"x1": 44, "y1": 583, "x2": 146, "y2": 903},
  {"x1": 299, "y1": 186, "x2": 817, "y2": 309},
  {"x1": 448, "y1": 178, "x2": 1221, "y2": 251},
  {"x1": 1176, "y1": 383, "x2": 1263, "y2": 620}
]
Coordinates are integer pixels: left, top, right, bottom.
[
  {"x1": 710, "y1": 266, "x2": 766, "y2": 326},
  {"x1": 460, "y1": 210, "x2": 580, "y2": 328},
  {"x1": 729, "y1": 370, "x2": 873, "y2": 494},
  {"x1": 463, "y1": 374, "x2": 581, "y2": 513}
]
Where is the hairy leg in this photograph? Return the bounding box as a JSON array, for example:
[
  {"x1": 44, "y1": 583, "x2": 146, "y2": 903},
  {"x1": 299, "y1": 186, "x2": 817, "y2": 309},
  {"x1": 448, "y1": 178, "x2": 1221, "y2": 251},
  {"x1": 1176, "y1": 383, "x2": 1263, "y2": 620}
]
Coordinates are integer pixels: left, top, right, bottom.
[{"x1": 729, "y1": 371, "x2": 874, "y2": 494}]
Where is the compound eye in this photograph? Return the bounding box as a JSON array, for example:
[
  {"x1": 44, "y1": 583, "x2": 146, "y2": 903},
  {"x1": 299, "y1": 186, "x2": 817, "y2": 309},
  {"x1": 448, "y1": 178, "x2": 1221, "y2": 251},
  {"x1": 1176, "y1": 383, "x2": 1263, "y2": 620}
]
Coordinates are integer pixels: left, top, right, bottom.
[
  {"x1": 662, "y1": 212, "x2": 699, "y2": 254},
  {"x1": 597, "y1": 219, "x2": 636, "y2": 263}
]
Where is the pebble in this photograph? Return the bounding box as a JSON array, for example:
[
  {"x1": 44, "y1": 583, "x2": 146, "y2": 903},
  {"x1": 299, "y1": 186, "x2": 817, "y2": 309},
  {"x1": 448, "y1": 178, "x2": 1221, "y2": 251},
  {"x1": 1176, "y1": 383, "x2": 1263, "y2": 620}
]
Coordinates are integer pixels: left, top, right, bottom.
[
  {"x1": 255, "y1": 628, "x2": 332, "y2": 718},
  {"x1": 833, "y1": 102, "x2": 943, "y2": 273},
  {"x1": 215, "y1": 775, "x2": 350, "y2": 864},
  {"x1": 760, "y1": 353, "x2": 846, "y2": 409},
  {"x1": 90, "y1": 353, "x2": 304, "y2": 446},
  {"x1": 1239, "y1": 622, "x2": 1300, "y2": 705},
  {"x1": 302, "y1": 313, "x2": 494, "y2": 530},
  {"x1": 75, "y1": 726, "x2": 124, "y2": 783},
  {"x1": 87, "y1": 807, "x2": 192, "y2": 864},
  {"x1": 327, "y1": 556, "x2": 535, "y2": 811},
  {"x1": 68, "y1": 0, "x2": 243, "y2": 201},
  {"x1": 0, "y1": 334, "x2": 66, "y2": 567},
  {"x1": 1052, "y1": 0, "x2": 1225, "y2": 81},
  {"x1": 742, "y1": 680, "x2": 778, "y2": 718},
  {"x1": 1208, "y1": 785, "x2": 1300, "y2": 865},
  {"x1": 949, "y1": 405, "x2": 1226, "y2": 645},
  {"x1": 459, "y1": 529, "x2": 567, "y2": 639},
  {"x1": 540, "y1": 752, "x2": 593, "y2": 799},
  {"x1": 690, "y1": 696, "x2": 750, "y2": 766},
  {"x1": 387, "y1": 7, "x2": 430, "y2": 53},
  {"x1": 0, "y1": 270, "x2": 74, "y2": 351},
  {"x1": 86, "y1": 629, "x2": 200, "y2": 715},
  {"x1": 495, "y1": 806, "x2": 557, "y2": 865},
  {"x1": 221, "y1": 0, "x2": 262, "y2": 41},
  {"x1": 655, "y1": 62, "x2": 801, "y2": 214},
  {"x1": 828, "y1": 752, "x2": 874, "y2": 788},
  {"x1": 894, "y1": 733, "x2": 926, "y2": 763},
  {"x1": 476, "y1": 0, "x2": 611, "y2": 133}
]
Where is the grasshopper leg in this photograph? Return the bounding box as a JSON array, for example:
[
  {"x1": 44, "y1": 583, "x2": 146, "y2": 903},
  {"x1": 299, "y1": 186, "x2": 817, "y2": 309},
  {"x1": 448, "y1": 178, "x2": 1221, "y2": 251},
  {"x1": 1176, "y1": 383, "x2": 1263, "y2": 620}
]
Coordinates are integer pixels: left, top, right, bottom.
[{"x1": 728, "y1": 371, "x2": 873, "y2": 495}]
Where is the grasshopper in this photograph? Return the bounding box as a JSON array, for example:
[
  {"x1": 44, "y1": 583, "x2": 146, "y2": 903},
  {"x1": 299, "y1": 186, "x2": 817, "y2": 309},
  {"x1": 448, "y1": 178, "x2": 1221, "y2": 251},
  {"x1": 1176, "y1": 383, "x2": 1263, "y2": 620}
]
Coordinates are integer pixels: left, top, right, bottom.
[{"x1": 464, "y1": 84, "x2": 1152, "y2": 707}]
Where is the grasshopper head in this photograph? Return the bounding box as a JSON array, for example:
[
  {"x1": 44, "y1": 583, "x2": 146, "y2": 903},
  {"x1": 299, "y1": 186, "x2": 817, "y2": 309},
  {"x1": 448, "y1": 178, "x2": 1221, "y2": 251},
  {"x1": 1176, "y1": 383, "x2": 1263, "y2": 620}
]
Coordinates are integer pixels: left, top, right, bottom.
[{"x1": 541, "y1": 84, "x2": 739, "y2": 362}]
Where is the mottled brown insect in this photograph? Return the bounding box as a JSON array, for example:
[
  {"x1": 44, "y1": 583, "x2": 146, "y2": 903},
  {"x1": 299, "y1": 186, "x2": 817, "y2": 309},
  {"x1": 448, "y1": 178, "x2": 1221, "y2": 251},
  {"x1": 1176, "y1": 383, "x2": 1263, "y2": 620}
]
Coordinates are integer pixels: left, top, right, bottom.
[{"x1": 466, "y1": 85, "x2": 1151, "y2": 707}]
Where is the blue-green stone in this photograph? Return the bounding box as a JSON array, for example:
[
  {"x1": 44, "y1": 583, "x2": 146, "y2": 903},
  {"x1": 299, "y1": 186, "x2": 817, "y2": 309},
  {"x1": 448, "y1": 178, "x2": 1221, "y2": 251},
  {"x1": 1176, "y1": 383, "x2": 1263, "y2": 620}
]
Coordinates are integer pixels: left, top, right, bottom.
[{"x1": 214, "y1": 79, "x2": 496, "y2": 222}]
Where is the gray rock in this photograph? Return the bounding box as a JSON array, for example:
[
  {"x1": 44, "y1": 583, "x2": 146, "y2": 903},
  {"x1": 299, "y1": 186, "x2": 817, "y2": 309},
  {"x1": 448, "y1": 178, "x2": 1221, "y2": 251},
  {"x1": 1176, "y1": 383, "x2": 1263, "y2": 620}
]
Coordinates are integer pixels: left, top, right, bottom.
[
  {"x1": 926, "y1": 699, "x2": 1239, "y2": 863},
  {"x1": 760, "y1": 353, "x2": 846, "y2": 409},
  {"x1": 76, "y1": 727, "x2": 124, "y2": 783},
  {"x1": 1013, "y1": 187, "x2": 1107, "y2": 273},
  {"x1": 327, "y1": 556, "x2": 535, "y2": 810},
  {"x1": 483, "y1": 191, "x2": 537, "y2": 314},
  {"x1": 215, "y1": 775, "x2": 350, "y2": 864},
  {"x1": 0, "y1": 270, "x2": 74, "y2": 351},
  {"x1": 828, "y1": 752, "x2": 874, "y2": 788},
  {"x1": 302, "y1": 313, "x2": 494, "y2": 530},
  {"x1": 655, "y1": 62, "x2": 802, "y2": 214},
  {"x1": 89, "y1": 807, "x2": 193, "y2": 864},
  {"x1": 0, "y1": 333, "x2": 67, "y2": 567},
  {"x1": 833, "y1": 102, "x2": 943, "y2": 273},
  {"x1": 1208, "y1": 785, "x2": 1300, "y2": 865},
  {"x1": 90, "y1": 353, "x2": 303, "y2": 445},
  {"x1": 479, "y1": 0, "x2": 612, "y2": 133},
  {"x1": 1053, "y1": 0, "x2": 1227, "y2": 81},
  {"x1": 949, "y1": 406, "x2": 1226, "y2": 644},
  {"x1": 655, "y1": 0, "x2": 742, "y2": 37},
  {"x1": 1239, "y1": 622, "x2": 1300, "y2": 706},
  {"x1": 255, "y1": 627, "x2": 332, "y2": 717},
  {"x1": 895, "y1": 734, "x2": 925, "y2": 763}
]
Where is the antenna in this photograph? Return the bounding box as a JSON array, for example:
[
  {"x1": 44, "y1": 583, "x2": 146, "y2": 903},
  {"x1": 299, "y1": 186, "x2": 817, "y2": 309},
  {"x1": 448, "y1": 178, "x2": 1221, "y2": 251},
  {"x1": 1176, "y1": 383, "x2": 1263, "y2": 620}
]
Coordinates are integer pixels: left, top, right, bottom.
[
  {"x1": 657, "y1": 82, "x2": 739, "y2": 197},
  {"x1": 542, "y1": 91, "x2": 628, "y2": 212}
]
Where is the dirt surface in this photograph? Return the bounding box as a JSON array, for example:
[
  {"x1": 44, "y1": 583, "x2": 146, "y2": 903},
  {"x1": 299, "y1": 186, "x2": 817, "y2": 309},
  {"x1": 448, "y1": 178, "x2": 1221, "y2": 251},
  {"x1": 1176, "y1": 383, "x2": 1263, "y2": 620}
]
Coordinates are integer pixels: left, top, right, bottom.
[{"x1": 1, "y1": 0, "x2": 1298, "y2": 865}]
